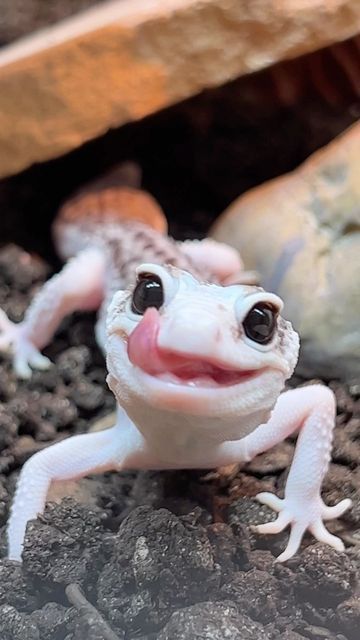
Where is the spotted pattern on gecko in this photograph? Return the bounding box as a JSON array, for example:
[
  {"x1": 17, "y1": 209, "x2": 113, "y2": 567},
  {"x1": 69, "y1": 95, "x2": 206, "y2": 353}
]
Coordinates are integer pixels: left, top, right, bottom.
[{"x1": 0, "y1": 167, "x2": 351, "y2": 563}]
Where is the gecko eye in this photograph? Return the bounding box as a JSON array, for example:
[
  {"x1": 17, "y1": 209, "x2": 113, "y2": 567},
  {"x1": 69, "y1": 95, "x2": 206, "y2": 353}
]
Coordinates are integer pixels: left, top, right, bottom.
[
  {"x1": 243, "y1": 302, "x2": 277, "y2": 345},
  {"x1": 131, "y1": 273, "x2": 164, "y2": 315}
]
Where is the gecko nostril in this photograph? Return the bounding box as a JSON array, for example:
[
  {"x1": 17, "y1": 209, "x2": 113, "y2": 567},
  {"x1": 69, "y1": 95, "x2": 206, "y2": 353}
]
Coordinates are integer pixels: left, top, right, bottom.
[{"x1": 114, "y1": 327, "x2": 128, "y2": 341}]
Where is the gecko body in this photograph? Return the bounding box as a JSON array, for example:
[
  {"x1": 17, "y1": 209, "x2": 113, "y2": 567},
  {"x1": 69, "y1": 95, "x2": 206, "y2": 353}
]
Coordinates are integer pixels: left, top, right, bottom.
[{"x1": 0, "y1": 167, "x2": 351, "y2": 562}]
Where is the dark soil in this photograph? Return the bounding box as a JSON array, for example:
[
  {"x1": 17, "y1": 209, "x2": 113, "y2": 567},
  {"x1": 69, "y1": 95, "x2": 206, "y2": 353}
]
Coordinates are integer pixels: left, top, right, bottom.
[
  {"x1": 0, "y1": 0, "x2": 108, "y2": 47},
  {"x1": 0, "y1": 245, "x2": 359, "y2": 639}
]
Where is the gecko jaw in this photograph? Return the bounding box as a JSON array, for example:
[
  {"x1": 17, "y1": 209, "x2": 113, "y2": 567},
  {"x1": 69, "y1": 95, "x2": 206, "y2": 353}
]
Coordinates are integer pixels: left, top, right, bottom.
[
  {"x1": 127, "y1": 359, "x2": 273, "y2": 415},
  {"x1": 107, "y1": 330, "x2": 284, "y2": 416},
  {"x1": 133, "y1": 357, "x2": 264, "y2": 389}
]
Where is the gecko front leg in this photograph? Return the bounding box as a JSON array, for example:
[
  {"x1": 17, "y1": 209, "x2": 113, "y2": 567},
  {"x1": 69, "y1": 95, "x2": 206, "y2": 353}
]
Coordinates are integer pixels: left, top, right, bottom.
[
  {"x1": 0, "y1": 248, "x2": 105, "y2": 378},
  {"x1": 221, "y1": 384, "x2": 351, "y2": 562},
  {"x1": 7, "y1": 409, "x2": 145, "y2": 561}
]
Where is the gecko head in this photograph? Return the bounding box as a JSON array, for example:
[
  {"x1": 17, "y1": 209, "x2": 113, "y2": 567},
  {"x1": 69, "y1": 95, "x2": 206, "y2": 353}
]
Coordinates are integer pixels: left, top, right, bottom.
[{"x1": 106, "y1": 263, "x2": 299, "y2": 439}]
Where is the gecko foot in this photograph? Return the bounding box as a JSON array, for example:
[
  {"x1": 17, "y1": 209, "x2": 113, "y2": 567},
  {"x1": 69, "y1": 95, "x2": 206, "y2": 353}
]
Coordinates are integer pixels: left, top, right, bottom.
[
  {"x1": 253, "y1": 491, "x2": 352, "y2": 563},
  {"x1": 0, "y1": 309, "x2": 51, "y2": 379}
]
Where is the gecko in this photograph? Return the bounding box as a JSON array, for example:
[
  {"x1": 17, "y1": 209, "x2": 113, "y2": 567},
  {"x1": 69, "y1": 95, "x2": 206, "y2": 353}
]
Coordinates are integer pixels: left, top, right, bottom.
[{"x1": 0, "y1": 164, "x2": 351, "y2": 563}]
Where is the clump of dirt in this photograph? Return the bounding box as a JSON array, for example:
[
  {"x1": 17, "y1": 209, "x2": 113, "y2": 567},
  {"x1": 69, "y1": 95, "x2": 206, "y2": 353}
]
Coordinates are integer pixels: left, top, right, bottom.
[{"x1": 0, "y1": 245, "x2": 359, "y2": 639}]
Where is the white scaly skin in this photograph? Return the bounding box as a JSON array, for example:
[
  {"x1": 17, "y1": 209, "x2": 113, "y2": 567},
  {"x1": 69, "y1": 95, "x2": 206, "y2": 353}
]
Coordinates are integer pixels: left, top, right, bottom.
[{"x1": 5, "y1": 261, "x2": 351, "y2": 563}]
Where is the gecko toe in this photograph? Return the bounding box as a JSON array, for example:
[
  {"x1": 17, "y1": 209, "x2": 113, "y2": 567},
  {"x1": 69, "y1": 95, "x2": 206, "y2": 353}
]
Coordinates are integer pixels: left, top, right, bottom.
[
  {"x1": 275, "y1": 522, "x2": 306, "y2": 563},
  {"x1": 322, "y1": 498, "x2": 352, "y2": 520},
  {"x1": 30, "y1": 352, "x2": 52, "y2": 371},
  {"x1": 254, "y1": 511, "x2": 290, "y2": 535},
  {"x1": 14, "y1": 355, "x2": 32, "y2": 379},
  {"x1": 256, "y1": 492, "x2": 283, "y2": 512},
  {"x1": 310, "y1": 520, "x2": 345, "y2": 552}
]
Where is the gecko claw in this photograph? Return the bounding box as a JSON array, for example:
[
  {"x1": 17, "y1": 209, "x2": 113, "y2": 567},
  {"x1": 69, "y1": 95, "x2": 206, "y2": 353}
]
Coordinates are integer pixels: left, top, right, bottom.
[
  {"x1": 29, "y1": 352, "x2": 52, "y2": 371},
  {"x1": 0, "y1": 308, "x2": 52, "y2": 378},
  {"x1": 254, "y1": 491, "x2": 351, "y2": 562}
]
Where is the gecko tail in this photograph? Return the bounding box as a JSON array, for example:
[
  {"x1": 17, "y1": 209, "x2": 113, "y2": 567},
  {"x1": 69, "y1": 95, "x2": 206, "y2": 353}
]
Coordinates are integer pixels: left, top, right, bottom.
[{"x1": 52, "y1": 161, "x2": 168, "y2": 260}]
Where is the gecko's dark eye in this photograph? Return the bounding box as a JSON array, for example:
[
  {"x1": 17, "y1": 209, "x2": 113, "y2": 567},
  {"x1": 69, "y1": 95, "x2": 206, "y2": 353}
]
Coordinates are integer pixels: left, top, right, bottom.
[
  {"x1": 243, "y1": 302, "x2": 277, "y2": 345},
  {"x1": 131, "y1": 273, "x2": 164, "y2": 315}
]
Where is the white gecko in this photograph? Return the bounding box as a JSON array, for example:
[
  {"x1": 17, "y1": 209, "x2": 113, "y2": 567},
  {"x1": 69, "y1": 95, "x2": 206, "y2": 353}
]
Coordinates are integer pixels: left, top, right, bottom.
[{"x1": 0, "y1": 166, "x2": 351, "y2": 563}]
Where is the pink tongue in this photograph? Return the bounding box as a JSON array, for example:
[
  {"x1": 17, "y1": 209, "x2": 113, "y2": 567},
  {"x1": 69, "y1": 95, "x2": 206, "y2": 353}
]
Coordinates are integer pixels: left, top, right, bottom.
[{"x1": 128, "y1": 308, "x2": 183, "y2": 375}]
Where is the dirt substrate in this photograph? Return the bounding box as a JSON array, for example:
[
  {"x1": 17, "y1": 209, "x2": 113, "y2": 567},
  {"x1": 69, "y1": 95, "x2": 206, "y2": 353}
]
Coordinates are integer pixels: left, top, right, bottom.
[{"x1": 0, "y1": 244, "x2": 359, "y2": 640}]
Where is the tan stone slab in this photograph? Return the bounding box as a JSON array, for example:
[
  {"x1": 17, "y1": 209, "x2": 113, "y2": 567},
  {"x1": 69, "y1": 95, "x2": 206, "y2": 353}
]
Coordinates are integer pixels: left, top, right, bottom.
[{"x1": 1, "y1": 0, "x2": 360, "y2": 178}]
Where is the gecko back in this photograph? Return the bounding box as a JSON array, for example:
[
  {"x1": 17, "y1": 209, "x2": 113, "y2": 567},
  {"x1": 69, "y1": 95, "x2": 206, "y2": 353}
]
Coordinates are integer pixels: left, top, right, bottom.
[
  {"x1": 0, "y1": 161, "x2": 245, "y2": 377},
  {"x1": 52, "y1": 164, "x2": 168, "y2": 261}
]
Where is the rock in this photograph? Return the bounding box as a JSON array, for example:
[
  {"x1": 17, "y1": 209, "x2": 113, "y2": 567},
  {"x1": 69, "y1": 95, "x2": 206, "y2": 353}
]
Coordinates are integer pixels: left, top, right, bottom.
[
  {"x1": 1, "y1": 1, "x2": 360, "y2": 178},
  {"x1": 0, "y1": 409, "x2": 18, "y2": 449},
  {"x1": 278, "y1": 632, "x2": 307, "y2": 640},
  {"x1": 228, "y1": 497, "x2": 289, "y2": 558},
  {"x1": 0, "y1": 245, "x2": 49, "y2": 293},
  {"x1": 156, "y1": 601, "x2": 272, "y2": 640},
  {"x1": 249, "y1": 549, "x2": 275, "y2": 574},
  {"x1": 47, "y1": 477, "x2": 103, "y2": 510},
  {"x1": 221, "y1": 569, "x2": 282, "y2": 623},
  {"x1": 56, "y1": 346, "x2": 91, "y2": 383},
  {"x1": 321, "y1": 464, "x2": 360, "y2": 527},
  {"x1": 0, "y1": 605, "x2": 40, "y2": 640},
  {"x1": 336, "y1": 596, "x2": 360, "y2": 640},
  {"x1": 38, "y1": 393, "x2": 78, "y2": 430},
  {"x1": 69, "y1": 380, "x2": 105, "y2": 414},
  {"x1": 0, "y1": 559, "x2": 37, "y2": 611},
  {"x1": 67, "y1": 605, "x2": 124, "y2": 640},
  {"x1": 0, "y1": 477, "x2": 9, "y2": 523},
  {"x1": 207, "y1": 522, "x2": 249, "y2": 576},
  {"x1": 22, "y1": 498, "x2": 113, "y2": 588},
  {"x1": 212, "y1": 122, "x2": 360, "y2": 380},
  {"x1": 29, "y1": 602, "x2": 72, "y2": 640},
  {"x1": 289, "y1": 543, "x2": 356, "y2": 607},
  {"x1": 97, "y1": 506, "x2": 221, "y2": 634},
  {"x1": 245, "y1": 441, "x2": 294, "y2": 475}
]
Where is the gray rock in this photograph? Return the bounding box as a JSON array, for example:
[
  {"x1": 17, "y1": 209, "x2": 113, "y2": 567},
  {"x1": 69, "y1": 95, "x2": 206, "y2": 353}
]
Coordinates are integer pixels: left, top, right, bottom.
[{"x1": 156, "y1": 601, "x2": 272, "y2": 640}]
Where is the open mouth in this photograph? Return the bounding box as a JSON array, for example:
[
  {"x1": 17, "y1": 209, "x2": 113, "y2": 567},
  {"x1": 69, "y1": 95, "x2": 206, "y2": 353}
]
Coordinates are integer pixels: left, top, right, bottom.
[
  {"x1": 147, "y1": 358, "x2": 260, "y2": 388},
  {"x1": 125, "y1": 308, "x2": 263, "y2": 390}
]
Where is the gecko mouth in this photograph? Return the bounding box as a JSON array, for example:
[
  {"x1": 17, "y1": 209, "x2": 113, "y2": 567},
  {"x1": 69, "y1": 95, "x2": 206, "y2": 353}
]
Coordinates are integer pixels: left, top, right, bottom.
[
  {"x1": 146, "y1": 359, "x2": 260, "y2": 388},
  {"x1": 125, "y1": 308, "x2": 262, "y2": 390}
]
